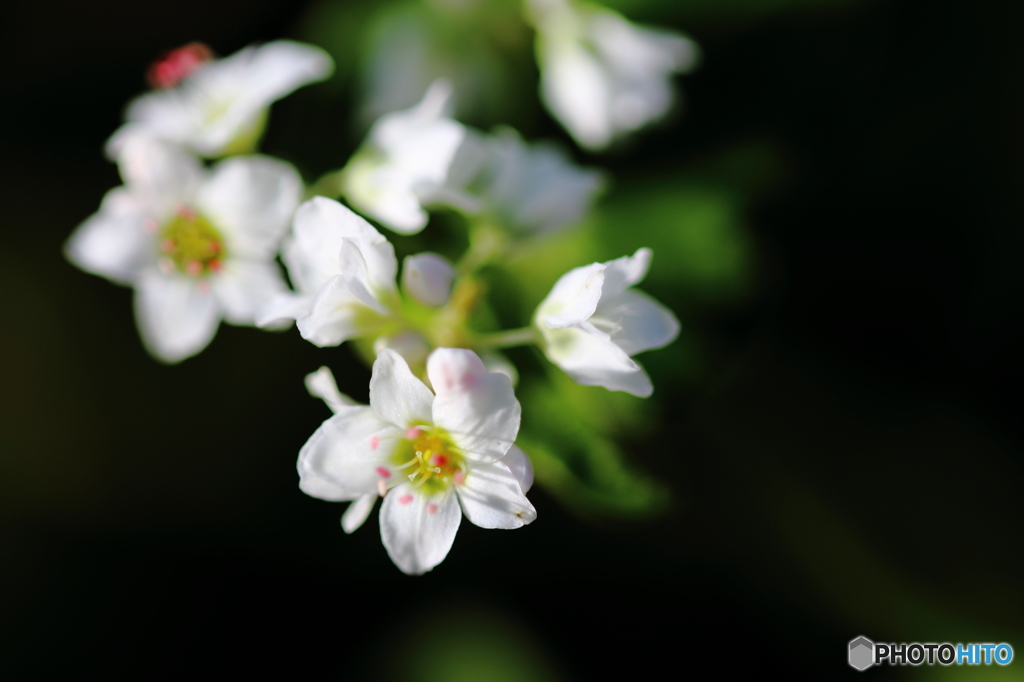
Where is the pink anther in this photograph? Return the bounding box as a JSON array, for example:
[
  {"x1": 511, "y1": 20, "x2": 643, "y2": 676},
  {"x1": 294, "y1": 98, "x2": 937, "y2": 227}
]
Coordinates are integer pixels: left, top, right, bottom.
[
  {"x1": 427, "y1": 503, "x2": 438, "y2": 515},
  {"x1": 144, "y1": 219, "x2": 159, "y2": 234},
  {"x1": 375, "y1": 466, "x2": 389, "y2": 478},
  {"x1": 196, "y1": 279, "x2": 211, "y2": 295},
  {"x1": 431, "y1": 454, "x2": 447, "y2": 466},
  {"x1": 207, "y1": 258, "x2": 222, "y2": 273},
  {"x1": 186, "y1": 260, "x2": 202, "y2": 276},
  {"x1": 369, "y1": 435, "x2": 380, "y2": 450},
  {"x1": 161, "y1": 239, "x2": 176, "y2": 253},
  {"x1": 398, "y1": 494, "x2": 413, "y2": 505},
  {"x1": 405, "y1": 427, "x2": 423, "y2": 440},
  {"x1": 176, "y1": 205, "x2": 197, "y2": 220},
  {"x1": 453, "y1": 471, "x2": 465, "y2": 485}
]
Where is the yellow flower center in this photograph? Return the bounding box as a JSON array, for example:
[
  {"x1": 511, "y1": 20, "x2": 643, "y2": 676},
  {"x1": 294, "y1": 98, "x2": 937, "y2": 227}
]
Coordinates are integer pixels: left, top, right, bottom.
[
  {"x1": 390, "y1": 425, "x2": 466, "y2": 496},
  {"x1": 160, "y1": 206, "x2": 226, "y2": 277}
]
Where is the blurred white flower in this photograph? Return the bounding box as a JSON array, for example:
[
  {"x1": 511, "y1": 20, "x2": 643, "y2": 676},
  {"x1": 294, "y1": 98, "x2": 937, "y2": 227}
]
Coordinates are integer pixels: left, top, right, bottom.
[
  {"x1": 526, "y1": 0, "x2": 699, "y2": 151},
  {"x1": 469, "y1": 127, "x2": 604, "y2": 234},
  {"x1": 66, "y1": 135, "x2": 302, "y2": 362},
  {"x1": 109, "y1": 40, "x2": 333, "y2": 158},
  {"x1": 402, "y1": 252, "x2": 455, "y2": 307},
  {"x1": 535, "y1": 247, "x2": 679, "y2": 396},
  {"x1": 256, "y1": 196, "x2": 399, "y2": 347},
  {"x1": 298, "y1": 348, "x2": 536, "y2": 575},
  {"x1": 342, "y1": 80, "x2": 469, "y2": 234}
]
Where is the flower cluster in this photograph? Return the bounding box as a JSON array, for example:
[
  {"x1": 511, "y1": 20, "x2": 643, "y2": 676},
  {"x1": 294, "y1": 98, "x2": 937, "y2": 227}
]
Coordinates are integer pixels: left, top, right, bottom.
[{"x1": 67, "y1": 0, "x2": 692, "y2": 574}]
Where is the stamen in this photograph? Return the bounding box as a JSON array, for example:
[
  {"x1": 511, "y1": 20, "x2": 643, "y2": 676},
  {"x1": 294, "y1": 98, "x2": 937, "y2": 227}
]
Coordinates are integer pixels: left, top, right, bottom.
[
  {"x1": 427, "y1": 503, "x2": 438, "y2": 515},
  {"x1": 369, "y1": 435, "x2": 380, "y2": 450},
  {"x1": 377, "y1": 480, "x2": 387, "y2": 497},
  {"x1": 453, "y1": 470, "x2": 465, "y2": 485},
  {"x1": 375, "y1": 466, "x2": 390, "y2": 478},
  {"x1": 398, "y1": 494, "x2": 413, "y2": 505},
  {"x1": 405, "y1": 427, "x2": 423, "y2": 440}
]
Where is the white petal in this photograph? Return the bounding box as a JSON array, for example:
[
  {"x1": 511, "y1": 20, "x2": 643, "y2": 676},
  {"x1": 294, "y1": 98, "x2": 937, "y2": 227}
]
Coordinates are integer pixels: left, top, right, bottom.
[
  {"x1": 369, "y1": 349, "x2": 434, "y2": 428},
  {"x1": 373, "y1": 332, "x2": 431, "y2": 369},
  {"x1": 283, "y1": 197, "x2": 395, "y2": 295},
  {"x1": 197, "y1": 155, "x2": 302, "y2": 260},
  {"x1": 210, "y1": 260, "x2": 287, "y2": 325},
  {"x1": 254, "y1": 291, "x2": 312, "y2": 329},
  {"x1": 305, "y1": 366, "x2": 357, "y2": 413},
  {"x1": 480, "y1": 351, "x2": 519, "y2": 388},
  {"x1": 599, "y1": 289, "x2": 679, "y2": 356},
  {"x1": 428, "y1": 348, "x2": 520, "y2": 464},
  {"x1": 499, "y1": 444, "x2": 534, "y2": 493},
  {"x1": 338, "y1": 239, "x2": 387, "y2": 314},
  {"x1": 238, "y1": 40, "x2": 334, "y2": 108},
  {"x1": 297, "y1": 406, "x2": 401, "y2": 501},
  {"x1": 341, "y1": 494, "x2": 377, "y2": 534},
  {"x1": 343, "y1": 158, "x2": 430, "y2": 235},
  {"x1": 457, "y1": 460, "x2": 537, "y2": 529},
  {"x1": 402, "y1": 252, "x2": 454, "y2": 307},
  {"x1": 537, "y1": 262, "x2": 605, "y2": 329},
  {"x1": 541, "y1": 42, "x2": 614, "y2": 151},
  {"x1": 65, "y1": 188, "x2": 154, "y2": 285},
  {"x1": 296, "y1": 275, "x2": 385, "y2": 347},
  {"x1": 541, "y1": 323, "x2": 653, "y2": 397},
  {"x1": 599, "y1": 247, "x2": 651, "y2": 300},
  {"x1": 134, "y1": 269, "x2": 220, "y2": 362},
  {"x1": 111, "y1": 130, "x2": 204, "y2": 216},
  {"x1": 379, "y1": 484, "x2": 461, "y2": 575}
]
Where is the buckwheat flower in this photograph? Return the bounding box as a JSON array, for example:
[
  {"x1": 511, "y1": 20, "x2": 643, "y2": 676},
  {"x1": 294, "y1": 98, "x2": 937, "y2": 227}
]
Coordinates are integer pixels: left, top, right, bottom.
[
  {"x1": 109, "y1": 40, "x2": 333, "y2": 158},
  {"x1": 535, "y1": 248, "x2": 679, "y2": 397},
  {"x1": 474, "y1": 127, "x2": 604, "y2": 234},
  {"x1": 256, "y1": 196, "x2": 399, "y2": 347},
  {"x1": 298, "y1": 348, "x2": 536, "y2": 575},
  {"x1": 66, "y1": 134, "x2": 301, "y2": 362},
  {"x1": 342, "y1": 80, "x2": 469, "y2": 234},
  {"x1": 526, "y1": 0, "x2": 699, "y2": 151}
]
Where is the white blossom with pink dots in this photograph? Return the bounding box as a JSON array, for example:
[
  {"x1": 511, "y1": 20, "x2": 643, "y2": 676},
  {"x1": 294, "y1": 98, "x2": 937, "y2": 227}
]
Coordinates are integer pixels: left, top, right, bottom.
[{"x1": 298, "y1": 348, "x2": 536, "y2": 575}]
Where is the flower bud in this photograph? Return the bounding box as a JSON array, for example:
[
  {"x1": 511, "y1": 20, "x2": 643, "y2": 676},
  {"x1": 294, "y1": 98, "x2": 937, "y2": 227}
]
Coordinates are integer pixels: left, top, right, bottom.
[{"x1": 402, "y1": 252, "x2": 455, "y2": 307}]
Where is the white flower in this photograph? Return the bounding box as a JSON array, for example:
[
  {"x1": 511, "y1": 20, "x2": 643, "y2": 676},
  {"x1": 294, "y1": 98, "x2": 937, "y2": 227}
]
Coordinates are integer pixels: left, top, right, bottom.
[
  {"x1": 470, "y1": 127, "x2": 604, "y2": 234},
  {"x1": 342, "y1": 80, "x2": 468, "y2": 234},
  {"x1": 298, "y1": 348, "x2": 536, "y2": 575},
  {"x1": 535, "y1": 247, "x2": 679, "y2": 397},
  {"x1": 401, "y1": 252, "x2": 455, "y2": 307},
  {"x1": 526, "y1": 0, "x2": 699, "y2": 151},
  {"x1": 256, "y1": 196, "x2": 399, "y2": 347},
  {"x1": 65, "y1": 134, "x2": 302, "y2": 362},
  {"x1": 109, "y1": 40, "x2": 333, "y2": 158}
]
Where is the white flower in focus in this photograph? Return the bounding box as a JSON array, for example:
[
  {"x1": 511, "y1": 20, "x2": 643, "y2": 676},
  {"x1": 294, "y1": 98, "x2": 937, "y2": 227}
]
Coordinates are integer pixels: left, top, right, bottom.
[
  {"x1": 526, "y1": 0, "x2": 699, "y2": 151},
  {"x1": 535, "y1": 248, "x2": 679, "y2": 397},
  {"x1": 256, "y1": 197, "x2": 399, "y2": 347},
  {"x1": 66, "y1": 135, "x2": 302, "y2": 362},
  {"x1": 342, "y1": 80, "x2": 468, "y2": 234},
  {"x1": 110, "y1": 40, "x2": 333, "y2": 158},
  {"x1": 298, "y1": 348, "x2": 536, "y2": 575},
  {"x1": 473, "y1": 127, "x2": 604, "y2": 235}
]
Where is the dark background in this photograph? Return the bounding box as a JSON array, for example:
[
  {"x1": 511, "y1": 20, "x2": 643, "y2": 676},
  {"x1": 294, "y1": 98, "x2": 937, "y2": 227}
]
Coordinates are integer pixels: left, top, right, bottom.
[{"x1": 2, "y1": 0, "x2": 1022, "y2": 678}]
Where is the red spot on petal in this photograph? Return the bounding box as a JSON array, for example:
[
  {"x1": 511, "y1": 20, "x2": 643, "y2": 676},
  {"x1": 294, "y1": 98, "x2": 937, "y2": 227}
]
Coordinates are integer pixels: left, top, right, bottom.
[
  {"x1": 369, "y1": 435, "x2": 380, "y2": 450},
  {"x1": 405, "y1": 427, "x2": 423, "y2": 440},
  {"x1": 375, "y1": 466, "x2": 389, "y2": 478},
  {"x1": 147, "y1": 42, "x2": 214, "y2": 90},
  {"x1": 427, "y1": 503, "x2": 437, "y2": 515},
  {"x1": 398, "y1": 494, "x2": 413, "y2": 505},
  {"x1": 453, "y1": 471, "x2": 465, "y2": 485}
]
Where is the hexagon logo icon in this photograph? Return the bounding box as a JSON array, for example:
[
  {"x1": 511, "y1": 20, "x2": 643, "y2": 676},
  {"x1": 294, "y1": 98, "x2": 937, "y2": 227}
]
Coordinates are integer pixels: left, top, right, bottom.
[{"x1": 849, "y1": 636, "x2": 875, "y2": 671}]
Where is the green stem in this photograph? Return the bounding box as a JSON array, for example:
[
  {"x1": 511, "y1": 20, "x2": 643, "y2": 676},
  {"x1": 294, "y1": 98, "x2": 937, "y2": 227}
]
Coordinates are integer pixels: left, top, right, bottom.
[
  {"x1": 474, "y1": 327, "x2": 539, "y2": 350},
  {"x1": 457, "y1": 223, "x2": 507, "y2": 274}
]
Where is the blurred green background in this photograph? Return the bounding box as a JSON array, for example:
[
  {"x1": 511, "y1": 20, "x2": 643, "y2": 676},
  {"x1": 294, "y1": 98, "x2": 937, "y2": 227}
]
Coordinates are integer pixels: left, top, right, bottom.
[{"x1": 2, "y1": 0, "x2": 1023, "y2": 678}]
